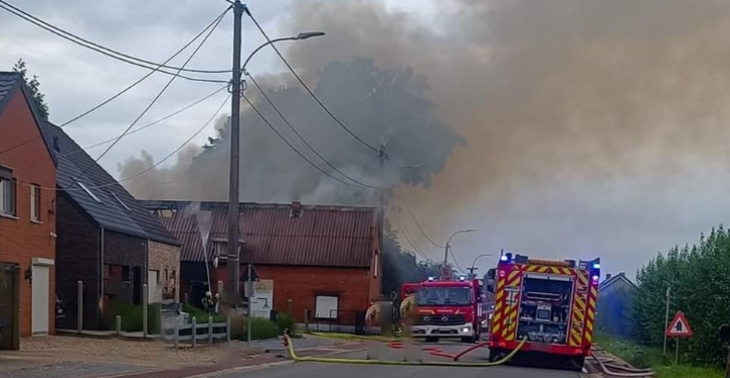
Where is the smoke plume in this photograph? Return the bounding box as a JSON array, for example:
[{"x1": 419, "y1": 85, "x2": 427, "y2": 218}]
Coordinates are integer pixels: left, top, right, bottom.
[{"x1": 120, "y1": 0, "x2": 730, "y2": 276}]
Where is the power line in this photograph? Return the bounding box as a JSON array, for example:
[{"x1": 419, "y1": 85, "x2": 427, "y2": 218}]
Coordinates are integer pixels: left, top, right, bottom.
[
  {"x1": 450, "y1": 248, "x2": 467, "y2": 274},
  {"x1": 396, "y1": 187, "x2": 445, "y2": 248},
  {"x1": 71, "y1": 6, "x2": 227, "y2": 180},
  {"x1": 393, "y1": 211, "x2": 433, "y2": 262},
  {"x1": 246, "y1": 9, "x2": 381, "y2": 155},
  {"x1": 0, "y1": 0, "x2": 231, "y2": 77},
  {"x1": 242, "y1": 94, "x2": 370, "y2": 189},
  {"x1": 0, "y1": 9, "x2": 230, "y2": 158},
  {"x1": 64, "y1": 86, "x2": 227, "y2": 156},
  {"x1": 29, "y1": 92, "x2": 229, "y2": 192},
  {"x1": 247, "y1": 73, "x2": 382, "y2": 190}
]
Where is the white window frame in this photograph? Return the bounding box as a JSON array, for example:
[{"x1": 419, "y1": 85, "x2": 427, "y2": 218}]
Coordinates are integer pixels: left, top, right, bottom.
[
  {"x1": 77, "y1": 181, "x2": 102, "y2": 203},
  {"x1": 315, "y1": 295, "x2": 339, "y2": 319},
  {"x1": 110, "y1": 191, "x2": 131, "y2": 211},
  {"x1": 30, "y1": 184, "x2": 41, "y2": 222},
  {"x1": 0, "y1": 178, "x2": 17, "y2": 217}
]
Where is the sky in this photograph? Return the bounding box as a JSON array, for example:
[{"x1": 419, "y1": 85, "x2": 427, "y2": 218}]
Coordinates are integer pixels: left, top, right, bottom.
[{"x1": 3, "y1": 0, "x2": 730, "y2": 281}]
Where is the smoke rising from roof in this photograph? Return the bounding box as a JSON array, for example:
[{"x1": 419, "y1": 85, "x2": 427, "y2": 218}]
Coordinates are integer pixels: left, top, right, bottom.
[{"x1": 120, "y1": 0, "x2": 730, "y2": 276}]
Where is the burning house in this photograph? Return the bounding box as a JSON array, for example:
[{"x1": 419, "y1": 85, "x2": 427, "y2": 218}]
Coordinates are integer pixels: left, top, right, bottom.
[{"x1": 143, "y1": 200, "x2": 382, "y2": 328}]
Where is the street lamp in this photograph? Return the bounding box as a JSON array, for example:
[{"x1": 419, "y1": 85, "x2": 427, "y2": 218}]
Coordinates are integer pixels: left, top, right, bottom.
[
  {"x1": 443, "y1": 229, "x2": 476, "y2": 268},
  {"x1": 468, "y1": 253, "x2": 493, "y2": 279},
  {"x1": 236, "y1": 30, "x2": 324, "y2": 347},
  {"x1": 242, "y1": 31, "x2": 326, "y2": 72}
]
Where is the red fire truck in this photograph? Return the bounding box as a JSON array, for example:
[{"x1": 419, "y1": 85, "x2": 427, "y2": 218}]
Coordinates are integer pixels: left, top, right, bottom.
[
  {"x1": 401, "y1": 276, "x2": 484, "y2": 343},
  {"x1": 485, "y1": 252, "x2": 600, "y2": 370}
]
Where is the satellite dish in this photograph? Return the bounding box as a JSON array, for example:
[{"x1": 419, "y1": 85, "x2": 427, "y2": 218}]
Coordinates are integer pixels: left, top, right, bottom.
[{"x1": 213, "y1": 257, "x2": 219, "y2": 269}]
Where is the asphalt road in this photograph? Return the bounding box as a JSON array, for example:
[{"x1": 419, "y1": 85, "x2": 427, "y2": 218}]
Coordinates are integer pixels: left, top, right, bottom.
[{"x1": 216, "y1": 340, "x2": 583, "y2": 378}]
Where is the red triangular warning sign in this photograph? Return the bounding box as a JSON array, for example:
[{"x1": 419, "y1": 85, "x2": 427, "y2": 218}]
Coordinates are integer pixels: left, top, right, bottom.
[{"x1": 666, "y1": 311, "x2": 693, "y2": 337}]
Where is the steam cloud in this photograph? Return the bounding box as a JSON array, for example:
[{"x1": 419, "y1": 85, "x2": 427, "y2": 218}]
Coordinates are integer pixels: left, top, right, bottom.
[{"x1": 120, "y1": 0, "x2": 730, "y2": 276}]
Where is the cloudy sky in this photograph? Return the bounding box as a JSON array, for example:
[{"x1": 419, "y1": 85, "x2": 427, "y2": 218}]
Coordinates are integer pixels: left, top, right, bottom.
[{"x1": 5, "y1": 0, "x2": 730, "y2": 280}]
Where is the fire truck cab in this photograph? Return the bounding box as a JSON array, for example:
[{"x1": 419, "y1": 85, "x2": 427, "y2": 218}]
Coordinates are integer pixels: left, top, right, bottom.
[{"x1": 485, "y1": 252, "x2": 600, "y2": 370}]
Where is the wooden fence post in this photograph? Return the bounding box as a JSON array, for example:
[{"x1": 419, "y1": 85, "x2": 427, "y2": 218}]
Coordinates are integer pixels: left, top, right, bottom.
[
  {"x1": 192, "y1": 317, "x2": 197, "y2": 348},
  {"x1": 143, "y1": 284, "x2": 148, "y2": 338},
  {"x1": 227, "y1": 315, "x2": 231, "y2": 345},
  {"x1": 174, "y1": 316, "x2": 180, "y2": 350},
  {"x1": 208, "y1": 316, "x2": 213, "y2": 346}
]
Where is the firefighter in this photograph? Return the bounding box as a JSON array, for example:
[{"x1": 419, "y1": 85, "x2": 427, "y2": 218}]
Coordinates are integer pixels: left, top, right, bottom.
[{"x1": 201, "y1": 291, "x2": 215, "y2": 315}]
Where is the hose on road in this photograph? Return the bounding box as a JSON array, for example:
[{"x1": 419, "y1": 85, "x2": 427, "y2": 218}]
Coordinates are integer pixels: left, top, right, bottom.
[
  {"x1": 283, "y1": 334, "x2": 527, "y2": 367},
  {"x1": 589, "y1": 349, "x2": 655, "y2": 377}
]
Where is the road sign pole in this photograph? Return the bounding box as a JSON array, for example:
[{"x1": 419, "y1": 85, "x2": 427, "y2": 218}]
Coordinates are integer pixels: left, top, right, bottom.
[{"x1": 676, "y1": 337, "x2": 680, "y2": 365}]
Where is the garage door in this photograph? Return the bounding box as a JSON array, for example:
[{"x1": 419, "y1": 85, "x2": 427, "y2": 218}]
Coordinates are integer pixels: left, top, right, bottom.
[{"x1": 32, "y1": 265, "x2": 50, "y2": 335}]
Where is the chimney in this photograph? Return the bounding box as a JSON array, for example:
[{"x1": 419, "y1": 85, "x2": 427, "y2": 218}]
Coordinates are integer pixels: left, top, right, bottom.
[
  {"x1": 290, "y1": 201, "x2": 303, "y2": 218},
  {"x1": 606, "y1": 273, "x2": 612, "y2": 281},
  {"x1": 53, "y1": 136, "x2": 61, "y2": 152}
]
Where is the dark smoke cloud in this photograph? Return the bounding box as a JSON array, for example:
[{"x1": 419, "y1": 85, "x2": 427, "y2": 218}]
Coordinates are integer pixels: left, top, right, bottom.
[{"x1": 121, "y1": 0, "x2": 730, "y2": 276}]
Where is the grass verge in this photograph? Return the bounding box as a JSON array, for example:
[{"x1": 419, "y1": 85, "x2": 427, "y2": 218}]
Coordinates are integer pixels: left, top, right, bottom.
[{"x1": 595, "y1": 333, "x2": 724, "y2": 378}]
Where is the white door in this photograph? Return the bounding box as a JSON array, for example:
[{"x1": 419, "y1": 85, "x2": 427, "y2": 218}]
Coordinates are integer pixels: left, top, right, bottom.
[
  {"x1": 32, "y1": 265, "x2": 50, "y2": 334},
  {"x1": 148, "y1": 270, "x2": 161, "y2": 303}
]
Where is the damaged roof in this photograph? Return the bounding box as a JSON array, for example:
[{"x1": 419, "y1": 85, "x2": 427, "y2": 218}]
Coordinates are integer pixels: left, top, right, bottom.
[
  {"x1": 40, "y1": 122, "x2": 180, "y2": 246},
  {"x1": 144, "y1": 200, "x2": 378, "y2": 268}
]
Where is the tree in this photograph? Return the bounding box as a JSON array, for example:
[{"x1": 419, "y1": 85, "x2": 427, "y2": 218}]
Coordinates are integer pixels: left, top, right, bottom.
[
  {"x1": 632, "y1": 225, "x2": 730, "y2": 366},
  {"x1": 12, "y1": 59, "x2": 49, "y2": 120}
]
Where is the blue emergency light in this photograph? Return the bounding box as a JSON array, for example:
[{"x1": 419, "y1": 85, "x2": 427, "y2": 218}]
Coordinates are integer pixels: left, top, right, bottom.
[
  {"x1": 500, "y1": 255, "x2": 508, "y2": 262},
  {"x1": 427, "y1": 276, "x2": 435, "y2": 281},
  {"x1": 593, "y1": 263, "x2": 601, "y2": 269}
]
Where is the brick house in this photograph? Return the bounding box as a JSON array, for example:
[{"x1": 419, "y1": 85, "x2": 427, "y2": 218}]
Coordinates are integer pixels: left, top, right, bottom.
[
  {"x1": 0, "y1": 72, "x2": 57, "y2": 350},
  {"x1": 144, "y1": 200, "x2": 382, "y2": 327},
  {"x1": 39, "y1": 123, "x2": 180, "y2": 331}
]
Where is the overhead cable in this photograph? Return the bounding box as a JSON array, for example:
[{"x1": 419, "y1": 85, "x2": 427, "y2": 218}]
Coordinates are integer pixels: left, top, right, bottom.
[
  {"x1": 247, "y1": 73, "x2": 382, "y2": 190},
  {"x1": 71, "y1": 7, "x2": 227, "y2": 179},
  {"x1": 0, "y1": 0, "x2": 231, "y2": 77},
  {"x1": 396, "y1": 187, "x2": 445, "y2": 248},
  {"x1": 242, "y1": 94, "x2": 370, "y2": 189},
  {"x1": 246, "y1": 9, "x2": 381, "y2": 155}
]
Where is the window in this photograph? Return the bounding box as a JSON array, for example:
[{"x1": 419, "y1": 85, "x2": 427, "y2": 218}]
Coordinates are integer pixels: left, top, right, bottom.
[
  {"x1": 315, "y1": 295, "x2": 339, "y2": 319},
  {"x1": 109, "y1": 191, "x2": 131, "y2": 211},
  {"x1": 30, "y1": 184, "x2": 41, "y2": 222},
  {"x1": 77, "y1": 181, "x2": 102, "y2": 203},
  {"x1": 0, "y1": 178, "x2": 17, "y2": 216},
  {"x1": 122, "y1": 266, "x2": 130, "y2": 282}
]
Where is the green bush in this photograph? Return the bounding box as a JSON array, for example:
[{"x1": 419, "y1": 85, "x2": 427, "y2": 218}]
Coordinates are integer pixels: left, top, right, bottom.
[
  {"x1": 249, "y1": 318, "x2": 280, "y2": 340},
  {"x1": 276, "y1": 313, "x2": 297, "y2": 335},
  {"x1": 115, "y1": 303, "x2": 161, "y2": 333},
  {"x1": 183, "y1": 303, "x2": 225, "y2": 323}
]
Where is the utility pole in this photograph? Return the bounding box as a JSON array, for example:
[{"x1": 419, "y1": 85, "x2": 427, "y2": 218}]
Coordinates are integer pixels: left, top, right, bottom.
[
  {"x1": 226, "y1": 0, "x2": 244, "y2": 306},
  {"x1": 467, "y1": 266, "x2": 478, "y2": 280},
  {"x1": 379, "y1": 145, "x2": 386, "y2": 219}
]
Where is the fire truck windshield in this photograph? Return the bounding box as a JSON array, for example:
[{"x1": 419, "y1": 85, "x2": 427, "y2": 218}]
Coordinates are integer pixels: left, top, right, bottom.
[{"x1": 417, "y1": 287, "x2": 472, "y2": 306}]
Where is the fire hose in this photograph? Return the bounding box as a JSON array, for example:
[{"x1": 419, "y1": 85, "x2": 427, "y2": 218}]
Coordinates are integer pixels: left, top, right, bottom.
[
  {"x1": 590, "y1": 348, "x2": 655, "y2": 377},
  {"x1": 283, "y1": 334, "x2": 527, "y2": 367}
]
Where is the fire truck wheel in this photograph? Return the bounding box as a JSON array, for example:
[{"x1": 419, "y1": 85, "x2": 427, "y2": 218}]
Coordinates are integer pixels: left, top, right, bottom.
[
  {"x1": 488, "y1": 348, "x2": 506, "y2": 362},
  {"x1": 566, "y1": 356, "x2": 585, "y2": 371},
  {"x1": 425, "y1": 336, "x2": 439, "y2": 343}
]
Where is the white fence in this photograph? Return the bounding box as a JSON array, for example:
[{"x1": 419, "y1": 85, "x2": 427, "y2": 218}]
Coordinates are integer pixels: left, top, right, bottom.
[{"x1": 161, "y1": 315, "x2": 231, "y2": 349}]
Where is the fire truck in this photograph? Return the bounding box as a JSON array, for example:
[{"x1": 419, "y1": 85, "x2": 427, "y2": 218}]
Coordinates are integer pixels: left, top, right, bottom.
[
  {"x1": 401, "y1": 276, "x2": 484, "y2": 343},
  {"x1": 485, "y1": 252, "x2": 600, "y2": 370}
]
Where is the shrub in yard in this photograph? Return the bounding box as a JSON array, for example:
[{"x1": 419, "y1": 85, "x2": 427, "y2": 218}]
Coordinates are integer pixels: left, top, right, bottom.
[
  {"x1": 183, "y1": 303, "x2": 225, "y2": 323},
  {"x1": 276, "y1": 313, "x2": 297, "y2": 335},
  {"x1": 249, "y1": 318, "x2": 280, "y2": 340},
  {"x1": 115, "y1": 303, "x2": 162, "y2": 333}
]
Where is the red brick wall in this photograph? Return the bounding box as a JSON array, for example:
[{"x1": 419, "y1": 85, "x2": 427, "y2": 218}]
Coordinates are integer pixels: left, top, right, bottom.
[
  {"x1": 0, "y1": 91, "x2": 57, "y2": 337},
  {"x1": 210, "y1": 264, "x2": 375, "y2": 323}
]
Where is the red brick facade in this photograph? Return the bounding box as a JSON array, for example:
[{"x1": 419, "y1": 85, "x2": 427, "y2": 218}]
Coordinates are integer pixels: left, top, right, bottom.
[
  {"x1": 0, "y1": 87, "x2": 57, "y2": 341},
  {"x1": 209, "y1": 262, "x2": 381, "y2": 323}
]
